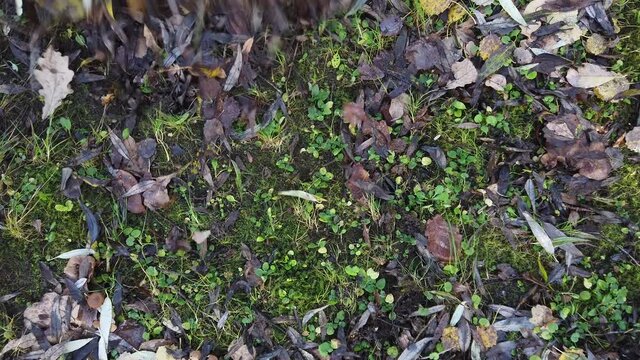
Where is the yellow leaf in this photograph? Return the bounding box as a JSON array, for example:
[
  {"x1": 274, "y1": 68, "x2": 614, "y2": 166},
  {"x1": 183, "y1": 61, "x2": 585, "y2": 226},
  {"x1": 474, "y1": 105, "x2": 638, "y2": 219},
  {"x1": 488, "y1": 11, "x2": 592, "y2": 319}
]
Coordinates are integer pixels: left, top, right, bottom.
[
  {"x1": 478, "y1": 34, "x2": 501, "y2": 60},
  {"x1": 477, "y1": 326, "x2": 497, "y2": 349},
  {"x1": 202, "y1": 67, "x2": 227, "y2": 79},
  {"x1": 448, "y1": 4, "x2": 466, "y2": 23},
  {"x1": 419, "y1": 0, "x2": 452, "y2": 16},
  {"x1": 104, "y1": 0, "x2": 114, "y2": 18},
  {"x1": 441, "y1": 326, "x2": 461, "y2": 351},
  {"x1": 595, "y1": 77, "x2": 630, "y2": 101}
]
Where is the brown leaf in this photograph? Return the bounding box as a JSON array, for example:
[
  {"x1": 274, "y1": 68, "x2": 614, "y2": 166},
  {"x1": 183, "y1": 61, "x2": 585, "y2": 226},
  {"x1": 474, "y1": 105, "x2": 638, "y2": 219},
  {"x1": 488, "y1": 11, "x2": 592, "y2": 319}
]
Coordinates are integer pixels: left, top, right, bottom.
[
  {"x1": 34, "y1": 47, "x2": 74, "y2": 119},
  {"x1": 530, "y1": 305, "x2": 556, "y2": 327},
  {"x1": 64, "y1": 256, "x2": 96, "y2": 281},
  {"x1": 343, "y1": 102, "x2": 368, "y2": 129},
  {"x1": 425, "y1": 215, "x2": 462, "y2": 263},
  {"x1": 478, "y1": 34, "x2": 501, "y2": 60},
  {"x1": 446, "y1": 59, "x2": 478, "y2": 89},
  {"x1": 87, "y1": 292, "x2": 106, "y2": 310},
  {"x1": 114, "y1": 170, "x2": 145, "y2": 214}
]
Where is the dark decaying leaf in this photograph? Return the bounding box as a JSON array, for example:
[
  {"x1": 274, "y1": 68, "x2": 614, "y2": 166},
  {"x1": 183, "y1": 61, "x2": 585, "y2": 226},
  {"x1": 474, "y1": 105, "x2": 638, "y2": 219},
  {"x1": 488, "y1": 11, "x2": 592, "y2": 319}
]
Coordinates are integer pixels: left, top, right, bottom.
[
  {"x1": 346, "y1": 163, "x2": 392, "y2": 203},
  {"x1": 241, "y1": 243, "x2": 263, "y2": 288},
  {"x1": 422, "y1": 146, "x2": 447, "y2": 169},
  {"x1": 380, "y1": 16, "x2": 403, "y2": 36},
  {"x1": 541, "y1": 114, "x2": 612, "y2": 181},
  {"x1": 165, "y1": 226, "x2": 191, "y2": 252},
  {"x1": 79, "y1": 202, "x2": 100, "y2": 244},
  {"x1": 425, "y1": 215, "x2": 463, "y2": 263}
]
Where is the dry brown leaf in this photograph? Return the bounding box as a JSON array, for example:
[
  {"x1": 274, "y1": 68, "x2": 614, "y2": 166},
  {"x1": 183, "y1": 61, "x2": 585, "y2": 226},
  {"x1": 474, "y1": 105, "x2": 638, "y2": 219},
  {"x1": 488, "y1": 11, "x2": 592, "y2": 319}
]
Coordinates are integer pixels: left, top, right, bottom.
[
  {"x1": 87, "y1": 292, "x2": 106, "y2": 310},
  {"x1": 446, "y1": 59, "x2": 478, "y2": 89},
  {"x1": 389, "y1": 94, "x2": 410, "y2": 120},
  {"x1": 34, "y1": 47, "x2": 74, "y2": 120},
  {"x1": 442, "y1": 326, "x2": 461, "y2": 351},
  {"x1": 425, "y1": 215, "x2": 462, "y2": 263},
  {"x1": 530, "y1": 304, "x2": 556, "y2": 327},
  {"x1": 485, "y1": 74, "x2": 507, "y2": 91},
  {"x1": 566, "y1": 63, "x2": 621, "y2": 88}
]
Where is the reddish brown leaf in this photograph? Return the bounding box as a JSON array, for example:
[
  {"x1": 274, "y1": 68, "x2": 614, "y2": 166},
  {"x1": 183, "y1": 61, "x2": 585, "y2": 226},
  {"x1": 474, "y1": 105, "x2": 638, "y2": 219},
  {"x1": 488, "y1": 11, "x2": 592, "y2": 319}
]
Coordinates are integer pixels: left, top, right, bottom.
[
  {"x1": 425, "y1": 215, "x2": 462, "y2": 263},
  {"x1": 114, "y1": 170, "x2": 145, "y2": 214}
]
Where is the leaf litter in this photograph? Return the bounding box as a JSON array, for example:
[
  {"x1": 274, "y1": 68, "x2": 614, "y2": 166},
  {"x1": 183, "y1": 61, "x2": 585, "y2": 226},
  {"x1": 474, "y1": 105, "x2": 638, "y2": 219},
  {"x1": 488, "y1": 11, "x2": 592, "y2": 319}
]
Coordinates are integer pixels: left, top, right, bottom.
[{"x1": 1, "y1": 0, "x2": 639, "y2": 359}]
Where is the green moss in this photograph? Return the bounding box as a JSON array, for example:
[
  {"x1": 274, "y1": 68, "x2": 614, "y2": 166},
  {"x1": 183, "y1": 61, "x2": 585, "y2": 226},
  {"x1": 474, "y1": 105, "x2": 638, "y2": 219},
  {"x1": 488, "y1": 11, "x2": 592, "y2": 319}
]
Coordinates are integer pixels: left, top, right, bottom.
[
  {"x1": 612, "y1": 0, "x2": 640, "y2": 82},
  {"x1": 608, "y1": 165, "x2": 640, "y2": 223},
  {"x1": 476, "y1": 227, "x2": 538, "y2": 273}
]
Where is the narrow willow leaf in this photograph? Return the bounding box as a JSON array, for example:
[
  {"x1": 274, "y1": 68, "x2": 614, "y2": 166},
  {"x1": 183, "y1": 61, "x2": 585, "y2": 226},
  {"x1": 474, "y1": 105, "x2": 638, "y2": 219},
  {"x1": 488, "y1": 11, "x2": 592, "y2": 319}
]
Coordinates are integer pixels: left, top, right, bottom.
[
  {"x1": 522, "y1": 212, "x2": 555, "y2": 255},
  {"x1": 398, "y1": 337, "x2": 433, "y2": 360},
  {"x1": 62, "y1": 337, "x2": 95, "y2": 354},
  {"x1": 302, "y1": 305, "x2": 329, "y2": 326},
  {"x1": 498, "y1": 0, "x2": 527, "y2": 26},
  {"x1": 53, "y1": 248, "x2": 95, "y2": 260},
  {"x1": 278, "y1": 190, "x2": 322, "y2": 203},
  {"x1": 98, "y1": 296, "x2": 113, "y2": 360}
]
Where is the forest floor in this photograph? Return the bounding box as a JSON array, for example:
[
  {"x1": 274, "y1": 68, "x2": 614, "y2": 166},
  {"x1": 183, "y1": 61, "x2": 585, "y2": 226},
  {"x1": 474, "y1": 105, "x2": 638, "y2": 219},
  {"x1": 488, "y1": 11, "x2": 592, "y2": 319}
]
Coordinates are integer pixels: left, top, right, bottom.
[{"x1": 1, "y1": 0, "x2": 640, "y2": 359}]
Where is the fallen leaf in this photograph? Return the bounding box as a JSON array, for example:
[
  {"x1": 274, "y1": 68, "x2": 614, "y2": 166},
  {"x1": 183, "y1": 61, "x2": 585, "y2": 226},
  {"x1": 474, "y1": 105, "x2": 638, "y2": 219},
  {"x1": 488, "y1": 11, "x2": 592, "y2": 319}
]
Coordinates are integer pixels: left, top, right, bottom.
[
  {"x1": 477, "y1": 326, "x2": 497, "y2": 349},
  {"x1": 522, "y1": 211, "x2": 555, "y2": 255},
  {"x1": 566, "y1": 63, "x2": 621, "y2": 88},
  {"x1": 485, "y1": 74, "x2": 507, "y2": 91},
  {"x1": 625, "y1": 127, "x2": 640, "y2": 153},
  {"x1": 278, "y1": 190, "x2": 322, "y2": 203},
  {"x1": 498, "y1": 0, "x2": 527, "y2": 26},
  {"x1": 595, "y1": 77, "x2": 630, "y2": 101},
  {"x1": 448, "y1": 4, "x2": 466, "y2": 22},
  {"x1": 446, "y1": 59, "x2": 478, "y2": 89},
  {"x1": 192, "y1": 230, "x2": 211, "y2": 245},
  {"x1": 442, "y1": 326, "x2": 461, "y2": 351},
  {"x1": 513, "y1": 47, "x2": 533, "y2": 64},
  {"x1": 380, "y1": 15, "x2": 403, "y2": 36},
  {"x1": 478, "y1": 34, "x2": 501, "y2": 60},
  {"x1": 530, "y1": 305, "x2": 556, "y2": 327},
  {"x1": 224, "y1": 44, "x2": 243, "y2": 92},
  {"x1": 87, "y1": 292, "x2": 106, "y2": 310},
  {"x1": 34, "y1": 47, "x2": 74, "y2": 119},
  {"x1": 585, "y1": 33, "x2": 608, "y2": 55},
  {"x1": 398, "y1": 337, "x2": 433, "y2": 360},
  {"x1": 54, "y1": 248, "x2": 95, "y2": 260},
  {"x1": 419, "y1": 0, "x2": 452, "y2": 16},
  {"x1": 389, "y1": 94, "x2": 410, "y2": 121},
  {"x1": 425, "y1": 215, "x2": 463, "y2": 263}
]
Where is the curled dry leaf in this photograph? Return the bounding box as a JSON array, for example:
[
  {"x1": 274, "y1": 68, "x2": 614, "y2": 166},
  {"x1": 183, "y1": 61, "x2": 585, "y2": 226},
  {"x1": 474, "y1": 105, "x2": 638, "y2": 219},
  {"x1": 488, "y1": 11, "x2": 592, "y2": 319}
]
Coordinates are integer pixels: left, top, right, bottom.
[
  {"x1": 446, "y1": 59, "x2": 478, "y2": 89},
  {"x1": 34, "y1": 47, "x2": 74, "y2": 120},
  {"x1": 425, "y1": 215, "x2": 462, "y2": 263},
  {"x1": 530, "y1": 305, "x2": 556, "y2": 327},
  {"x1": 485, "y1": 74, "x2": 507, "y2": 91}
]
